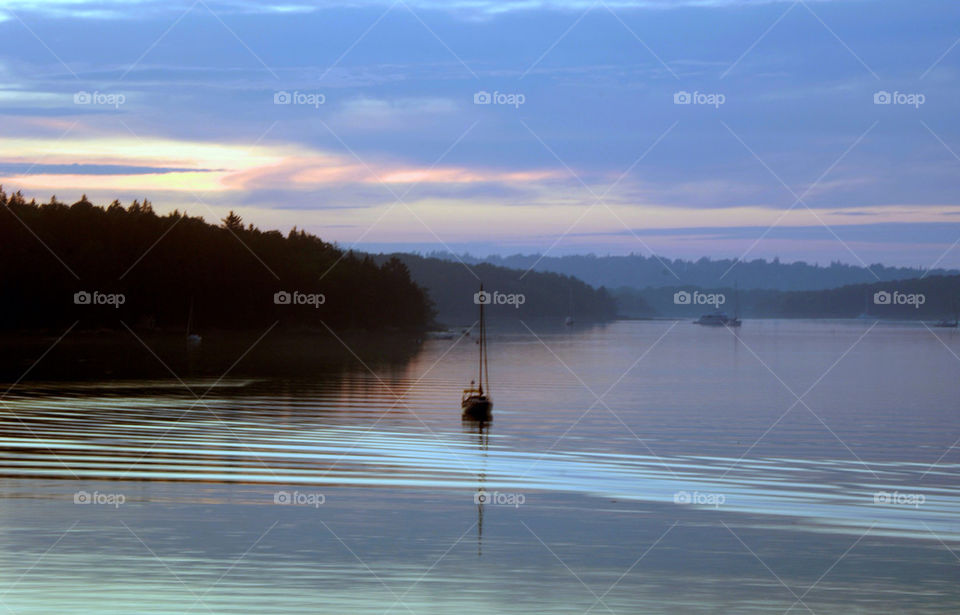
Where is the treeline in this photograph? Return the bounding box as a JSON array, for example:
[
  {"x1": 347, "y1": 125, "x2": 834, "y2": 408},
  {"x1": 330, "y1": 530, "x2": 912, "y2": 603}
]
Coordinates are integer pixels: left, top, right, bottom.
[
  {"x1": 0, "y1": 191, "x2": 433, "y2": 332},
  {"x1": 374, "y1": 253, "x2": 617, "y2": 325},
  {"x1": 430, "y1": 252, "x2": 955, "y2": 292},
  {"x1": 614, "y1": 275, "x2": 960, "y2": 320}
]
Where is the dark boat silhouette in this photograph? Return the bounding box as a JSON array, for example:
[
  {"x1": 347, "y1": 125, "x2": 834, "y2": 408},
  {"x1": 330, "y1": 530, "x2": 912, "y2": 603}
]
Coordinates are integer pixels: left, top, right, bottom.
[
  {"x1": 694, "y1": 285, "x2": 741, "y2": 327},
  {"x1": 933, "y1": 301, "x2": 958, "y2": 328},
  {"x1": 694, "y1": 311, "x2": 739, "y2": 327},
  {"x1": 186, "y1": 298, "x2": 202, "y2": 346},
  {"x1": 462, "y1": 284, "x2": 492, "y2": 421}
]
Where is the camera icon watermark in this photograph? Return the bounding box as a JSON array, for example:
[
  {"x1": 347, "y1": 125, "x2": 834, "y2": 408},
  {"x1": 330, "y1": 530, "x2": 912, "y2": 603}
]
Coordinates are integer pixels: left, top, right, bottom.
[
  {"x1": 274, "y1": 290, "x2": 325, "y2": 308},
  {"x1": 74, "y1": 290, "x2": 125, "y2": 308},
  {"x1": 873, "y1": 290, "x2": 925, "y2": 309},
  {"x1": 473, "y1": 90, "x2": 525, "y2": 109},
  {"x1": 73, "y1": 90, "x2": 126, "y2": 109},
  {"x1": 673, "y1": 90, "x2": 725, "y2": 108},
  {"x1": 873, "y1": 90, "x2": 925, "y2": 108},
  {"x1": 673, "y1": 290, "x2": 725, "y2": 307},
  {"x1": 74, "y1": 490, "x2": 126, "y2": 508},
  {"x1": 873, "y1": 490, "x2": 924, "y2": 508},
  {"x1": 474, "y1": 289, "x2": 525, "y2": 309},
  {"x1": 673, "y1": 490, "x2": 725, "y2": 509},
  {"x1": 273, "y1": 90, "x2": 325, "y2": 108},
  {"x1": 474, "y1": 490, "x2": 525, "y2": 507},
  {"x1": 273, "y1": 490, "x2": 325, "y2": 508}
]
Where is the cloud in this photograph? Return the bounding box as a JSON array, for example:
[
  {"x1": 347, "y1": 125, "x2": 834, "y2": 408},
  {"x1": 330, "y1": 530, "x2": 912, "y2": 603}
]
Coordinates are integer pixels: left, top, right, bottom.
[
  {"x1": 1, "y1": 0, "x2": 838, "y2": 20},
  {"x1": 0, "y1": 130, "x2": 569, "y2": 204},
  {"x1": 0, "y1": 162, "x2": 219, "y2": 175},
  {"x1": 331, "y1": 97, "x2": 459, "y2": 131}
]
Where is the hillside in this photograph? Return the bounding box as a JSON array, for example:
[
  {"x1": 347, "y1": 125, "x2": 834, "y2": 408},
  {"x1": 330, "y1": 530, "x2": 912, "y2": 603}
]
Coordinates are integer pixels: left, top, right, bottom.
[
  {"x1": 615, "y1": 275, "x2": 960, "y2": 320},
  {"x1": 374, "y1": 253, "x2": 617, "y2": 326},
  {"x1": 427, "y1": 252, "x2": 956, "y2": 292},
  {"x1": 0, "y1": 191, "x2": 433, "y2": 332}
]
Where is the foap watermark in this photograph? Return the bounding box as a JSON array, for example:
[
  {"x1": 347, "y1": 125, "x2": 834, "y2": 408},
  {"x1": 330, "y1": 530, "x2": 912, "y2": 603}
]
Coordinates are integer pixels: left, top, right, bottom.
[
  {"x1": 674, "y1": 90, "x2": 725, "y2": 108},
  {"x1": 474, "y1": 289, "x2": 525, "y2": 309},
  {"x1": 474, "y1": 490, "x2": 525, "y2": 507},
  {"x1": 73, "y1": 90, "x2": 126, "y2": 109},
  {"x1": 74, "y1": 290, "x2": 125, "y2": 308},
  {"x1": 673, "y1": 490, "x2": 725, "y2": 509},
  {"x1": 674, "y1": 290, "x2": 725, "y2": 307},
  {"x1": 274, "y1": 290, "x2": 325, "y2": 308},
  {"x1": 274, "y1": 90, "x2": 326, "y2": 108},
  {"x1": 274, "y1": 490, "x2": 325, "y2": 508},
  {"x1": 474, "y1": 90, "x2": 525, "y2": 108},
  {"x1": 873, "y1": 290, "x2": 925, "y2": 309},
  {"x1": 873, "y1": 90, "x2": 925, "y2": 108},
  {"x1": 74, "y1": 490, "x2": 125, "y2": 508},
  {"x1": 873, "y1": 490, "x2": 925, "y2": 508}
]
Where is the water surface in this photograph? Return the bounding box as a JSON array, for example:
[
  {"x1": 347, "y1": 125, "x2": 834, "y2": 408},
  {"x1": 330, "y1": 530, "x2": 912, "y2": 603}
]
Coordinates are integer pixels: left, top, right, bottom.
[{"x1": 1, "y1": 320, "x2": 958, "y2": 613}]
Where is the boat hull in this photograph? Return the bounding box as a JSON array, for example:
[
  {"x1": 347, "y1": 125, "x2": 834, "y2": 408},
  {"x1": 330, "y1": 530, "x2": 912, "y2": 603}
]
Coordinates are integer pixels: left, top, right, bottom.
[{"x1": 461, "y1": 396, "x2": 492, "y2": 420}]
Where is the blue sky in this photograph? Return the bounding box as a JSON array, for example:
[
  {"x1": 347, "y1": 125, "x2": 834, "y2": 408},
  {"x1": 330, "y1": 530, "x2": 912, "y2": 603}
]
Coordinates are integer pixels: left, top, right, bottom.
[{"x1": 1, "y1": 0, "x2": 959, "y2": 267}]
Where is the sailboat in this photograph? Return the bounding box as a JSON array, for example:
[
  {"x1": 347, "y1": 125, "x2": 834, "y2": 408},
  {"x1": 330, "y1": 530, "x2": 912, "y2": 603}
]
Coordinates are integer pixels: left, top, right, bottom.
[
  {"x1": 728, "y1": 283, "x2": 742, "y2": 327},
  {"x1": 186, "y1": 298, "x2": 202, "y2": 345},
  {"x1": 934, "y1": 300, "x2": 959, "y2": 328},
  {"x1": 462, "y1": 284, "x2": 492, "y2": 420},
  {"x1": 857, "y1": 290, "x2": 871, "y2": 320}
]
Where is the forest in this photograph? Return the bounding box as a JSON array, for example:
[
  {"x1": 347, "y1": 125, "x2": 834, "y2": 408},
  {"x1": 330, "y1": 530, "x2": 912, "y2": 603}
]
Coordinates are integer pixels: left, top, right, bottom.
[
  {"x1": 0, "y1": 190, "x2": 434, "y2": 333},
  {"x1": 434, "y1": 252, "x2": 956, "y2": 292},
  {"x1": 375, "y1": 253, "x2": 618, "y2": 325},
  {"x1": 615, "y1": 276, "x2": 960, "y2": 320}
]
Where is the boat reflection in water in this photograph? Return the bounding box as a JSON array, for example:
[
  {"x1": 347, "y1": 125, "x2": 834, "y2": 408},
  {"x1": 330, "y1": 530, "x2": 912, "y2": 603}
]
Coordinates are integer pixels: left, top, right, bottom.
[
  {"x1": 694, "y1": 311, "x2": 741, "y2": 327},
  {"x1": 462, "y1": 416, "x2": 490, "y2": 557}
]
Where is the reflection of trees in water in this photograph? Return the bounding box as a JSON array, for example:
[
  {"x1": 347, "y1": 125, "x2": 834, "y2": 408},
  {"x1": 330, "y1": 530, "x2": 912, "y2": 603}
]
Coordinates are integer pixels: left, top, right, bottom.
[{"x1": 0, "y1": 329, "x2": 424, "y2": 381}]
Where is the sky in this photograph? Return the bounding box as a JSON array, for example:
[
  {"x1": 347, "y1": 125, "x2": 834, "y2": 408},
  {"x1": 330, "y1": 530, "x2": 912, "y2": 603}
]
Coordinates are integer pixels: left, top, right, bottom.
[{"x1": 1, "y1": 0, "x2": 959, "y2": 267}]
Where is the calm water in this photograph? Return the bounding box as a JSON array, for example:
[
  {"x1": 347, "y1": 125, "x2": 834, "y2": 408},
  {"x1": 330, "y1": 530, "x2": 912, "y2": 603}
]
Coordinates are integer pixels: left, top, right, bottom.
[{"x1": 0, "y1": 320, "x2": 958, "y2": 613}]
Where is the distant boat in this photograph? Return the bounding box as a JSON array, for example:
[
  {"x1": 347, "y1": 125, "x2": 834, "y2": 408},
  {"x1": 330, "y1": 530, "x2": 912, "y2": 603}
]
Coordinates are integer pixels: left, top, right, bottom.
[
  {"x1": 729, "y1": 284, "x2": 742, "y2": 327},
  {"x1": 694, "y1": 311, "x2": 739, "y2": 327},
  {"x1": 933, "y1": 301, "x2": 959, "y2": 328},
  {"x1": 695, "y1": 285, "x2": 740, "y2": 327},
  {"x1": 426, "y1": 330, "x2": 457, "y2": 340},
  {"x1": 186, "y1": 299, "x2": 202, "y2": 345},
  {"x1": 462, "y1": 284, "x2": 492, "y2": 421},
  {"x1": 857, "y1": 290, "x2": 872, "y2": 319}
]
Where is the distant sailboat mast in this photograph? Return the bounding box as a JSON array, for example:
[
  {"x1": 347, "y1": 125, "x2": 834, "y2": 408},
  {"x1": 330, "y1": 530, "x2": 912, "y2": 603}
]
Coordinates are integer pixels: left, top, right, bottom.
[
  {"x1": 479, "y1": 287, "x2": 490, "y2": 396},
  {"x1": 478, "y1": 288, "x2": 485, "y2": 395},
  {"x1": 858, "y1": 289, "x2": 870, "y2": 319}
]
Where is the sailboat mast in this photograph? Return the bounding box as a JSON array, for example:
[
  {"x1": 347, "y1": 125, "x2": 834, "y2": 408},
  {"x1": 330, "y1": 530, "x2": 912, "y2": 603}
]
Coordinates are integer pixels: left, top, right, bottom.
[
  {"x1": 478, "y1": 286, "x2": 485, "y2": 394},
  {"x1": 482, "y1": 297, "x2": 489, "y2": 395}
]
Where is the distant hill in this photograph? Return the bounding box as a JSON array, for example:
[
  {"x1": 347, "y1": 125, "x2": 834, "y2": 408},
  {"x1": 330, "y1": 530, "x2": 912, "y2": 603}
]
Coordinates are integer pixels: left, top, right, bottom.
[
  {"x1": 373, "y1": 253, "x2": 617, "y2": 326},
  {"x1": 614, "y1": 275, "x2": 960, "y2": 320},
  {"x1": 426, "y1": 252, "x2": 957, "y2": 292}
]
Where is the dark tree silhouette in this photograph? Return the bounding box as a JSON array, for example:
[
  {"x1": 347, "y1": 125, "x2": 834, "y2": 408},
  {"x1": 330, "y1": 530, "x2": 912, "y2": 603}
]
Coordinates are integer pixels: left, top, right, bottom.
[
  {"x1": 222, "y1": 210, "x2": 243, "y2": 231},
  {"x1": 0, "y1": 190, "x2": 434, "y2": 333}
]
